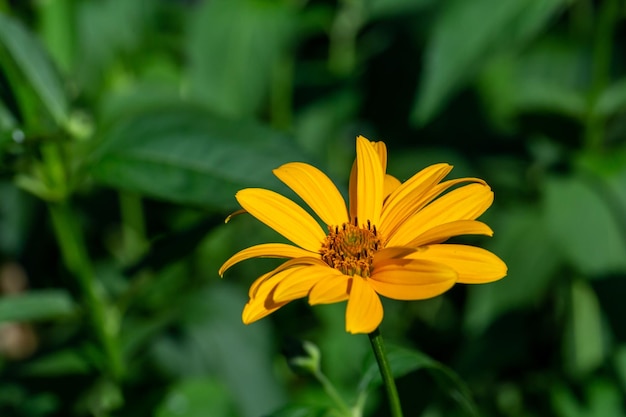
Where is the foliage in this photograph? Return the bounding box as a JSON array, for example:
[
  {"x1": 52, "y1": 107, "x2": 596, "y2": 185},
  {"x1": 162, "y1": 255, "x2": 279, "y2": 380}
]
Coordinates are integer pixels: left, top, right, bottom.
[{"x1": 1, "y1": 0, "x2": 625, "y2": 416}]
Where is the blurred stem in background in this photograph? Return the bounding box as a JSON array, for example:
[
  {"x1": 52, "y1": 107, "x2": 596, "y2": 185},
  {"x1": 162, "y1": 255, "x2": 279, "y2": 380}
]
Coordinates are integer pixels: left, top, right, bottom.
[
  {"x1": 270, "y1": 54, "x2": 295, "y2": 130},
  {"x1": 585, "y1": 0, "x2": 619, "y2": 151},
  {"x1": 329, "y1": 0, "x2": 363, "y2": 76},
  {"x1": 42, "y1": 141, "x2": 124, "y2": 382}
]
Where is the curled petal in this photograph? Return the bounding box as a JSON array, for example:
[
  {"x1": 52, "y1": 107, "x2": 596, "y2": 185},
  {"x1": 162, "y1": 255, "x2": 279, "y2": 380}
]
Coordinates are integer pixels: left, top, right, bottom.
[
  {"x1": 274, "y1": 162, "x2": 349, "y2": 227},
  {"x1": 369, "y1": 258, "x2": 457, "y2": 300},
  {"x1": 219, "y1": 243, "x2": 318, "y2": 276},
  {"x1": 236, "y1": 188, "x2": 326, "y2": 252},
  {"x1": 387, "y1": 183, "x2": 493, "y2": 247},
  {"x1": 408, "y1": 244, "x2": 507, "y2": 283},
  {"x1": 346, "y1": 276, "x2": 383, "y2": 334}
]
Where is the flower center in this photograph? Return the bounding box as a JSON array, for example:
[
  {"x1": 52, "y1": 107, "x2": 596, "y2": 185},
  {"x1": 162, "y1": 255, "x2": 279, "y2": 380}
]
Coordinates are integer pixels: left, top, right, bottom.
[{"x1": 320, "y1": 220, "x2": 382, "y2": 278}]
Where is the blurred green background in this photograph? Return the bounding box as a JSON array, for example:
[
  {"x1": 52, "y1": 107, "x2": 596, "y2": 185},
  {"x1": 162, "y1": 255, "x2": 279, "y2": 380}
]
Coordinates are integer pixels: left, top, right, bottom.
[{"x1": 1, "y1": 0, "x2": 626, "y2": 416}]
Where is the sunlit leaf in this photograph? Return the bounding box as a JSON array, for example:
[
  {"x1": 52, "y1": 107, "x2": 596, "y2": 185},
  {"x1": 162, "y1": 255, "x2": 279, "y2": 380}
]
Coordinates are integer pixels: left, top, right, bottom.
[
  {"x1": 0, "y1": 290, "x2": 75, "y2": 322},
  {"x1": 0, "y1": 12, "x2": 68, "y2": 126},
  {"x1": 89, "y1": 105, "x2": 314, "y2": 210}
]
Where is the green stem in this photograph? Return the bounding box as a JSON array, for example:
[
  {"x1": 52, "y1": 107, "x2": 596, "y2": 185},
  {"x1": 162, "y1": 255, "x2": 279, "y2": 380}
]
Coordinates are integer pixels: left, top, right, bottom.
[
  {"x1": 312, "y1": 368, "x2": 354, "y2": 417},
  {"x1": 49, "y1": 202, "x2": 123, "y2": 380},
  {"x1": 584, "y1": 0, "x2": 619, "y2": 151},
  {"x1": 369, "y1": 328, "x2": 403, "y2": 417},
  {"x1": 119, "y1": 191, "x2": 147, "y2": 262}
]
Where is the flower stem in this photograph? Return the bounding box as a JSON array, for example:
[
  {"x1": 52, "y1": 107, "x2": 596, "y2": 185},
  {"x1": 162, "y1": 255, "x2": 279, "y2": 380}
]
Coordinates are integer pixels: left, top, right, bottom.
[{"x1": 368, "y1": 328, "x2": 403, "y2": 417}]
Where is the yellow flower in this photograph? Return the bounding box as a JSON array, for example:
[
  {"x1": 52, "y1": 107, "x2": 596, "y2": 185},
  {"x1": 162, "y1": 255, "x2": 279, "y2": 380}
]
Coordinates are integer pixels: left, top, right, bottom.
[{"x1": 219, "y1": 136, "x2": 507, "y2": 334}]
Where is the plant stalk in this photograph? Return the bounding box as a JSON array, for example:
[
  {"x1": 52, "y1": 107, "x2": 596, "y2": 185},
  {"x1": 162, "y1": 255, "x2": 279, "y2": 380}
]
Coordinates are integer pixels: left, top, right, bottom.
[{"x1": 369, "y1": 328, "x2": 403, "y2": 417}]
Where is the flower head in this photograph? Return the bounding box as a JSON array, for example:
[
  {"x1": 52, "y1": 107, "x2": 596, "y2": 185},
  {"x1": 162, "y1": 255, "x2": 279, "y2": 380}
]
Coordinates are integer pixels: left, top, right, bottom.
[{"x1": 219, "y1": 136, "x2": 507, "y2": 334}]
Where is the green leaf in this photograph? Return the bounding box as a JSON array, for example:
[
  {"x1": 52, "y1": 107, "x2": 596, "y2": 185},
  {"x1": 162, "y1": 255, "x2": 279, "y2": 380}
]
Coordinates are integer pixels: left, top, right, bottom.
[
  {"x1": 0, "y1": 12, "x2": 68, "y2": 126},
  {"x1": 89, "y1": 105, "x2": 314, "y2": 210},
  {"x1": 413, "y1": 0, "x2": 570, "y2": 124},
  {"x1": 365, "y1": 0, "x2": 433, "y2": 20},
  {"x1": 20, "y1": 349, "x2": 91, "y2": 376},
  {"x1": 359, "y1": 345, "x2": 479, "y2": 417},
  {"x1": 596, "y1": 78, "x2": 626, "y2": 117},
  {"x1": 150, "y1": 284, "x2": 286, "y2": 417},
  {"x1": 563, "y1": 280, "x2": 605, "y2": 377},
  {"x1": 0, "y1": 290, "x2": 76, "y2": 322},
  {"x1": 186, "y1": 0, "x2": 295, "y2": 118},
  {"x1": 155, "y1": 378, "x2": 236, "y2": 417},
  {"x1": 265, "y1": 405, "x2": 329, "y2": 417},
  {"x1": 465, "y1": 207, "x2": 561, "y2": 334},
  {"x1": 544, "y1": 175, "x2": 626, "y2": 275}
]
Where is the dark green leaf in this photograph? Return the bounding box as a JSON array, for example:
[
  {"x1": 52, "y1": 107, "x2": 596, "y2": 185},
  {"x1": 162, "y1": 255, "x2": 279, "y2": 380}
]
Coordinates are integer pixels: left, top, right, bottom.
[
  {"x1": 20, "y1": 349, "x2": 91, "y2": 376},
  {"x1": 413, "y1": 0, "x2": 569, "y2": 124},
  {"x1": 465, "y1": 207, "x2": 561, "y2": 334},
  {"x1": 264, "y1": 405, "x2": 329, "y2": 417},
  {"x1": 89, "y1": 105, "x2": 314, "y2": 210},
  {"x1": 0, "y1": 12, "x2": 68, "y2": 126},
  {"x1": 359, "y1": 345, "x2": 479, "y2": 417},
  {"x1": 0, "y1": 290, "x2": 76, "y2": 322},
  {"x1": 150, "y1": 284, "x2": 286, "y2": 417},
  {"x1": 365, "y1": 0, "x2": 433, "y2": 20}
]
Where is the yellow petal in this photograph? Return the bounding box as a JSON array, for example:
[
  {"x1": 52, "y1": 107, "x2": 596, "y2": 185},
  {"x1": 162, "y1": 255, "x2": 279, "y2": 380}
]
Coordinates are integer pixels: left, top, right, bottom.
[
  {"x1": 242, "y1": 268, "x2": 296, "y2": 324},
  {"x1": 408, "y1": 244, "x2": 507, "y2": 283},
  {"x1": 345, "y1": 276, "x2": 383, "y2": 334},
  {"x1": 236, "y1": 188, "x2": 326, "y2": 252},
  {"x1": 348, "y1": 158, "x2": 357, "y2": 221},
  {"x1": 219, "y1": 243, "x2": 318, "y2": 276},
  {"x1": 406, "y1": 220, "x2": 493, "y2": 248},
  {"x1": 373, "y1": 140, "x2": 388, "y2": 172},
  {"x1": 384, "y1": 174, "x2": 401, "y2": 199},
  {"x1": 308, "y1": 274, "x2": 351, "y2": 305},
  {"x1": 249, "y1": 258, "x2": 325, "y2": 298},
  {"x1": 355, "y1": 136, "x2": 384, "y2": 226},
  {"x1": 373, "y1": 247, "x2": 418, "y2": 263},
  {"x1": 273, "y1": 162, "x2": 349, "y2": 227},
  {"x1": 369, "y1": 259, "x2": 457, "y2": 300},
  {"x1": 380, "y1": 163, "x2": 452, "y2": 237},
  {"x1": 387, "y1": 183, "x2": 493, "y2": 247},
  {"x1": 273, "y1": 264, "x2": 342, "y2": 302}
]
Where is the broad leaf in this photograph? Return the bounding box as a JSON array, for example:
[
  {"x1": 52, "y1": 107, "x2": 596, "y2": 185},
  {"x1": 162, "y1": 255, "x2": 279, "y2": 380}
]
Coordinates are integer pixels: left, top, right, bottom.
[
  {"x1": 89, "y1": 105, "x2": 313, "y2": 210},
  {"x1": 0, "y1": 290, "x2": 75, "y2": 322}
]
